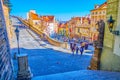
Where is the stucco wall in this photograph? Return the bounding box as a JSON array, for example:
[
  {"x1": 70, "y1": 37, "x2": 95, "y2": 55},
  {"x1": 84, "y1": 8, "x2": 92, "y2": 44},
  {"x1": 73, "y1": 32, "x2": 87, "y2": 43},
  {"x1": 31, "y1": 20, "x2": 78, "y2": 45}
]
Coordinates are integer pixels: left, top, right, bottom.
[
  {"x1": 100, "y1": 0, "x2": 120, "y2": 71},
  {"x1": 113, "y1": 0, "x2": 120, "y2": 56},
  {"x1": 101, "y1": 47, "x2": 120, "y2": 71}
]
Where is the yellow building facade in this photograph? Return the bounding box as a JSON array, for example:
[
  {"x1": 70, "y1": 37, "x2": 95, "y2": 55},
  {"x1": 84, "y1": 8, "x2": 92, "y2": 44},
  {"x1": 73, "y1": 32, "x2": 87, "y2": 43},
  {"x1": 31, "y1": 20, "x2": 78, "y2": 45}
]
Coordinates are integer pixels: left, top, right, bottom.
[
  {"x1": 3, "y1": 4, "x2": 12, "y2": 40},
  {"x1": 90, "y1": 2, "x2": 107, "y2": 42},
  {"x1": 71, "y1": 17, "x2": 91, "y2": 40},
  {"x1": 91, "y1": 2, "x2": 107, "y2": 23}
]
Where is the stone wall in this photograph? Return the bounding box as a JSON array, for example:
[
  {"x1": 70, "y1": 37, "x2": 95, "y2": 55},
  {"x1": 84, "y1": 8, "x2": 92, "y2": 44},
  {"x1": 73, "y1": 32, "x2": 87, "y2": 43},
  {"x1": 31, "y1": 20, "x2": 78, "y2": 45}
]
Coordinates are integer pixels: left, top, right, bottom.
[{"x1": 0, "y1": 0, "x2": 13, "y2": 80}]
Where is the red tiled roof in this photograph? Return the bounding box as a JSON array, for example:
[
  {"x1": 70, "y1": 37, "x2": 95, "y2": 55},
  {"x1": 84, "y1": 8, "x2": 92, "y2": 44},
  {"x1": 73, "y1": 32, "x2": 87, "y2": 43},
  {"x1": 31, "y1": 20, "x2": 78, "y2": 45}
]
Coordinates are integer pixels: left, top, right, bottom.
[
  {"x1": 72, "y1": 17, "x2": 81, "y2": 21},
  {"x1": 41, "y1": 16, "x2": 54, "y2": 22},
  {"x1": 58, "y1": 23, "x2": 66, "y2": 28},
  {"x1": 30, "y1": 12, "x2": 40, "y2": 20}
]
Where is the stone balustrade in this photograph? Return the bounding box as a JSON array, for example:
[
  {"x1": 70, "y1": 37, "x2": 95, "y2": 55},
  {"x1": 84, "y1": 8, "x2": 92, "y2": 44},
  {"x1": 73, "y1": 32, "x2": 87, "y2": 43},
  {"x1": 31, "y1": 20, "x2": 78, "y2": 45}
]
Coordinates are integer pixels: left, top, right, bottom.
[{"x1": 17, "y1": 17, "x2": 68, "y2": 49}]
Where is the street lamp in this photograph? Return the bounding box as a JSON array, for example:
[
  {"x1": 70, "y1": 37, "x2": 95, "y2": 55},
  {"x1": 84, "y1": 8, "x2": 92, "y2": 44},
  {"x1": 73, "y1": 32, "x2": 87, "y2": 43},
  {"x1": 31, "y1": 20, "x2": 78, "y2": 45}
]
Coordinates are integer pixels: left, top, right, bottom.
[
  {"x1": 15, "y1": 26, "x2": 20, "y2": 54},
  {"x1": 107, "y1": 15, "x2": 119, "y2": 35},
  {"x1": 14, "y1": 26, "x2": 32, "y2": 80}
]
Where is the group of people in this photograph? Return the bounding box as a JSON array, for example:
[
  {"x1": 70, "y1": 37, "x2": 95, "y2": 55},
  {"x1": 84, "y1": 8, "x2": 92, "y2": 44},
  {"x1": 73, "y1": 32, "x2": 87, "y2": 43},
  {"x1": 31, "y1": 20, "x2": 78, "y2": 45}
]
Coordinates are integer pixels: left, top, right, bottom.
[{"x1": 69, "y1": 38, "x2": 88, "y2": 55}]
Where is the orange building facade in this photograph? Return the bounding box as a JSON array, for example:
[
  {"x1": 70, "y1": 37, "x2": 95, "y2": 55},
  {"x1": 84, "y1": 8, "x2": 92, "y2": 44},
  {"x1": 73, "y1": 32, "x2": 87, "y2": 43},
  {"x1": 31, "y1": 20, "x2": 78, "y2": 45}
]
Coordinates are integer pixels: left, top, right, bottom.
[
  {"x1": 27, "y1": 10, "x2": 41, "y2": 27},
  {"x1": 27, "y1": 10, "x2": 58, "y2": 36},
  {"x1": 67, "y1": 16, "x2": 91, "y2": 40}
]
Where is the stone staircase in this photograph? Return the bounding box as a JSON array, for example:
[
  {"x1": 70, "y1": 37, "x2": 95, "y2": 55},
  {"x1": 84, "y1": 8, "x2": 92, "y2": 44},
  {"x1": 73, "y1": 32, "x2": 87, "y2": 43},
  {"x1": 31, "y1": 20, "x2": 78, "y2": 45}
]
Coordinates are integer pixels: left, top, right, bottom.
[{"x1": 32, "y1": 70, "x2": 120, "y2": 80}]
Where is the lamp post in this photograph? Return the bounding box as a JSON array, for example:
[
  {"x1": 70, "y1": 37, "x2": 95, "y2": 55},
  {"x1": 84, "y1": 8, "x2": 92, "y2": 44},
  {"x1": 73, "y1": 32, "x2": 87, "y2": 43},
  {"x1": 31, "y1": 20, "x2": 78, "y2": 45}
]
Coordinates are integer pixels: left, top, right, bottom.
[
  {"x1": 107, "y1": 15, "x2": 119, "y2": 35},
  {"x1": 107, "y1": 15, "x2": 115, "y2": 32},
  {"x1": 15, "y1": 26, "x2": 20, "y2": 54},
  {"x1": 14, "y1": 26, "x2": 32, "y2": 80}
]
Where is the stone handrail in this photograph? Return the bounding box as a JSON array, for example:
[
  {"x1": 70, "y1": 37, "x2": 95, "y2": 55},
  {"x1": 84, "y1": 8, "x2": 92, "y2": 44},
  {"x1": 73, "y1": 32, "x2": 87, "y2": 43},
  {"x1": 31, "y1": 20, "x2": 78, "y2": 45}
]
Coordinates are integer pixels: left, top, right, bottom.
[{"x1": 17, "y1": 17, "x2": 68, "y2": 49}]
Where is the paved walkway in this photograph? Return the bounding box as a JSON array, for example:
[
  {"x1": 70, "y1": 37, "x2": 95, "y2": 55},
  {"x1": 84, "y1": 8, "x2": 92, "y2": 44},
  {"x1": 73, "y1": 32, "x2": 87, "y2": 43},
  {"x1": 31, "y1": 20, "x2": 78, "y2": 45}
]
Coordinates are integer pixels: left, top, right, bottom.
[
  {"x1": 11, "y1": 17, "x2": 120, "y2": 80},
  {"x1": 11, "y1": 17, "x2": 94, "y2": 77}
]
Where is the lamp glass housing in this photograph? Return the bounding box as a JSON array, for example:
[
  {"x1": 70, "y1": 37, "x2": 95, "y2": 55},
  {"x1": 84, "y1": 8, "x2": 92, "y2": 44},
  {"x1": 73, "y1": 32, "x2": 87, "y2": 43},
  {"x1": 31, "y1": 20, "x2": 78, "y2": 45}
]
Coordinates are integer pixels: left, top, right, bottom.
[{"x1": 107, "y1": 16, "x2": 115, "y2": 32}]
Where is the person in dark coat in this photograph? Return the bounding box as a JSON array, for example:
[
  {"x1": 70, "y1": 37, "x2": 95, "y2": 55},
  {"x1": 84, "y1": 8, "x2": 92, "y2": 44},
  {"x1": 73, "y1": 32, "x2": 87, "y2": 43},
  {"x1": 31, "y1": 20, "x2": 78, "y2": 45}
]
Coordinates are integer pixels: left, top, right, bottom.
[
  {"x1": 75, "y1": 41, "x2": 80, "y2": 55},
  {"x1": 69, "y1": 37, "x2": 76, "y2": 55},
  {"x1": 80, "y1": 42, "x2": 84, "y2": 55},
  {"x1": 72, "y1": 41, "x2": 76, "y2": 55},
  {"x1": 84, "y1": 43, "x2": 88, "y2": 50},
  {"x1": 80, "y1": 46, "x2": 84, "y2": 55},
  {"x1": 69, "y1": 38, "x2": 74, "y2": 54}
]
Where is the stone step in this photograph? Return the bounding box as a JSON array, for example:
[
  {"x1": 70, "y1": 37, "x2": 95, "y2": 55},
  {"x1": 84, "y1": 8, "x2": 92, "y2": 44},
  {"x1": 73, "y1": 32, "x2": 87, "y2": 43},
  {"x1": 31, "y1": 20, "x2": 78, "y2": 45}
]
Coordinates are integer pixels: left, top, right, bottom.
[{"x1": 32, "y1": 70, "x2": 120, "y2": 80}]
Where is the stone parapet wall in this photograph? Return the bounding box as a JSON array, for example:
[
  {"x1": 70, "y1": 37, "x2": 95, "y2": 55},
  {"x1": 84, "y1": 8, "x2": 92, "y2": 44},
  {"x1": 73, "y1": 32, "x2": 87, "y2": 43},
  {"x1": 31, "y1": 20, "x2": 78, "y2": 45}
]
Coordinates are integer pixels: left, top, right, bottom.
[{"x1": 17, "y1": 17, "x2": 68, "y2": 49}]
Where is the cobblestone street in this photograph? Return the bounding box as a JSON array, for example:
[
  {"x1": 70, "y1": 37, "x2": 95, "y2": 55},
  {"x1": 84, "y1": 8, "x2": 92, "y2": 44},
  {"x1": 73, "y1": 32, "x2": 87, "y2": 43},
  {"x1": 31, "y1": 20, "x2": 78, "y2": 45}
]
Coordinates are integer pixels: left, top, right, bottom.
[
  {"x1": 11, "y1": 17, "x2": 94, "y2": 77},
  {"x1": 1, "y1": 0, "x2": 120, "y2": 80}
]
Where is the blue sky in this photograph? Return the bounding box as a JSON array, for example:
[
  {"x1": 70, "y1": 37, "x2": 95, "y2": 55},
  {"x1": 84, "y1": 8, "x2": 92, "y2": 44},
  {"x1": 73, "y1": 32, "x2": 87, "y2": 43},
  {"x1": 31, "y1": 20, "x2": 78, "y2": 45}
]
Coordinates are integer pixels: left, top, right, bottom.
[{"x1": 10, "y1": 0, "x2": 106, "y2": 21}]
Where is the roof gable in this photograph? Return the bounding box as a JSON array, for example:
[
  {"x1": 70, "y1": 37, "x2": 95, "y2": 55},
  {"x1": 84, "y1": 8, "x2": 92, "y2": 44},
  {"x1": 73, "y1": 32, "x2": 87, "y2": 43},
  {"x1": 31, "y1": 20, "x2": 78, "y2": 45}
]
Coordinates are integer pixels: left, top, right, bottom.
[
  {"x1": 30, "y1": 12, "x2": 40, "y2": 20},
  {"x1": 91, "y1": 2, "x2": 107, "y2": 11},
  {"x1": 98, "y1": 2, "x2": 107, "y2": 9}
]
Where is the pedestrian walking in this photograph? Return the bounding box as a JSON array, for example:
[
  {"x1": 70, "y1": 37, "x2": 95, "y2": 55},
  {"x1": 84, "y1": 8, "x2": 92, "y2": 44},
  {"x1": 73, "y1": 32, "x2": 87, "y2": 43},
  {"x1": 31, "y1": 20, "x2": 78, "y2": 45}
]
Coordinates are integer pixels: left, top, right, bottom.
[
  {"x1": 85, "y1": 42, "x2": 88, "y2": 50},
  {"x1": 80, "y1": 46, "x2": 84, "y2": 55},
  {"x1": 75, "y1": 41, "x2": 80, "y2": 55},
  {"x1": 80, "y1": 42, "x2": 84, "y2": 55},
  {"x1": 69, "y1": 37, "x2": 76, "y2": 55},
  {"x1": 72, "y1": 41, "x2": 76, "y2": 55}
]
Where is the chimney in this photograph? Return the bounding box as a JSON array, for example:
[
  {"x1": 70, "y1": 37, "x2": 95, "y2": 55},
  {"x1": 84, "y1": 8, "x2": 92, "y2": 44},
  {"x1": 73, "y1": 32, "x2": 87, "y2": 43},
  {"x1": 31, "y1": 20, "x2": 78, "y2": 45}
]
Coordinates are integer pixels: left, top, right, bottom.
[{"x1": 95, "y1": 4, "x2": 99, "y2": 9}]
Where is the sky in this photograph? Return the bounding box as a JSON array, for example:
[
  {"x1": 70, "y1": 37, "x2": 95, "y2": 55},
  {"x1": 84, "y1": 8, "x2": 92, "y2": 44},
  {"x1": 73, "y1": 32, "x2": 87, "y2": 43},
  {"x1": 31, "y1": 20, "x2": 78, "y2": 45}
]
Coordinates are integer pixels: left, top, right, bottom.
[{"x1": 10, "y1": 0, "x2": 106, "y2": 21}]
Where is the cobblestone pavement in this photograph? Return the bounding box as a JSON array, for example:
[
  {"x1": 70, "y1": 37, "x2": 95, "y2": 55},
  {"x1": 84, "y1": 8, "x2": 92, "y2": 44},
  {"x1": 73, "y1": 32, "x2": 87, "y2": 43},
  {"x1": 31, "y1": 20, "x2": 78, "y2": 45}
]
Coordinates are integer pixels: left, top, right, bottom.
[
  {"x1": 11, "y1": 17, "x2": 120, "y2": 80},
  {"x1": 11, "y1": 17, "x2": 94, "y2": 77}
]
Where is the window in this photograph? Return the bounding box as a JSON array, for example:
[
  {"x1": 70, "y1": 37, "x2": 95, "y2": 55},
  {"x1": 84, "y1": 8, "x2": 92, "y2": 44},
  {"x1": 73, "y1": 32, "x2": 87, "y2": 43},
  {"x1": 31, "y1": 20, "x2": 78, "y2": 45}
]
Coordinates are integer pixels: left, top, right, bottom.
[
  {"x1": 96, "y1": 12, "x2": 98, "y2": 14},
  {"x1": 78, "y1": 28, "x2": 80, "y2": 32},
  {"x1": 103, "y1": 11, "x2": 106, "y2": 14}
]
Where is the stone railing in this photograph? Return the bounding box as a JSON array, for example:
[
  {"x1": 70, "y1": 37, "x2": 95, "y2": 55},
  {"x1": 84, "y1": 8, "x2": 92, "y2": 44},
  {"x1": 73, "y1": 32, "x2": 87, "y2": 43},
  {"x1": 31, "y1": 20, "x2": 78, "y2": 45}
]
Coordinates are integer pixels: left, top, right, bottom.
[{"x1": 17, "y1": 17, "x2": 68, "y2": 49}]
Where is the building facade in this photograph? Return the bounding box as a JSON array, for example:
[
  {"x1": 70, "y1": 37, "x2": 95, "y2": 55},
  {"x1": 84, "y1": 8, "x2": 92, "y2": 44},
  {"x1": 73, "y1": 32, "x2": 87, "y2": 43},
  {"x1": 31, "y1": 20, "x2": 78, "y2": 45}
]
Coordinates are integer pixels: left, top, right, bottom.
[
  {"x1": 67, "y1": 17, "x2": 91, "y2": 40},
  {"x1": 91, "y1": 2, "x2": 107, "y2": 23},
  {"x1": 89, "y1": 0, "x2": 120, "y2": 72},
  {"x1": 40, "y1": 15, "x2": 56, "y2": 36},
  {"x1": 90, "y1": 2, "x2": 107, "y2": 41},
  {"x1": 75, "y1": 17, "x2": 91, "y2": 40},
  {"x1": 0, "y1": 0, "x2": 13, "y2": 80},
  {"x1": 27, "y1": 10, "x2": 58, "y2": 37},
  {"x1": 28, "y1": 10, "x2": 41, "y2": 27}
]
